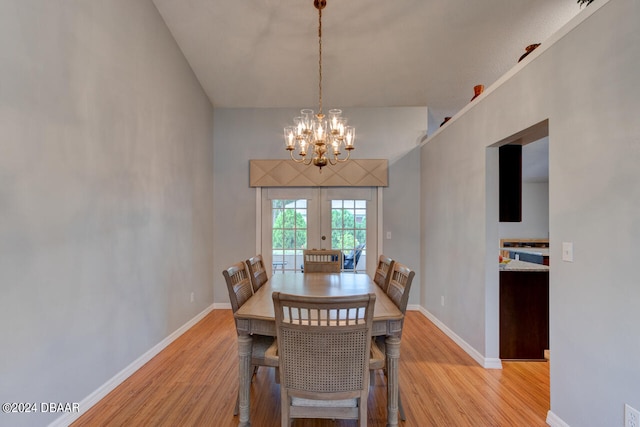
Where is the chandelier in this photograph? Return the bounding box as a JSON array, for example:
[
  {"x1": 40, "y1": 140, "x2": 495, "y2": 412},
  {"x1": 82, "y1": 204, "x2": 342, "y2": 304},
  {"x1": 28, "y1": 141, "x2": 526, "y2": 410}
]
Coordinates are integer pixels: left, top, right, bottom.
[{"x1": 284, "y1": 0, "x2": 355, "y2": 170}]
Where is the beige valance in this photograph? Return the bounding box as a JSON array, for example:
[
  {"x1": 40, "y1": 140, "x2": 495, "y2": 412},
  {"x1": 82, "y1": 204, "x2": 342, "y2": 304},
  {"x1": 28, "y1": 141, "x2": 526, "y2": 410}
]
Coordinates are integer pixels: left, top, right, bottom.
[{"x1": 249, "y1": 159, "x2": 388, "y2": 187}]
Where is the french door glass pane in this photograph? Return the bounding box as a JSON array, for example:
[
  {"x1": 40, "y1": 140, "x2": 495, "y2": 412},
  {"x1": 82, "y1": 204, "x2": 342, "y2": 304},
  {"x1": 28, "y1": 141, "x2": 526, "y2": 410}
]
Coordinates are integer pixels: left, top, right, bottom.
[
  {"x1": 331, "y1": 200, "x2": 366, "y2": 271},
  {"x1": 272, "y1": 199, "x2": 307, "y2": 272}
]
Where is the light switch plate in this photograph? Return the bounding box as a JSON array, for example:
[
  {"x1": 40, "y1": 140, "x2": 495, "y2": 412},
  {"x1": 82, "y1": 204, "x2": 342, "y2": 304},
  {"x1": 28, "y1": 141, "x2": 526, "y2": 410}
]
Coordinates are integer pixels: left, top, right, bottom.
[{"x1": 562, "y1": 242, "x2": 574, "y2": 262}]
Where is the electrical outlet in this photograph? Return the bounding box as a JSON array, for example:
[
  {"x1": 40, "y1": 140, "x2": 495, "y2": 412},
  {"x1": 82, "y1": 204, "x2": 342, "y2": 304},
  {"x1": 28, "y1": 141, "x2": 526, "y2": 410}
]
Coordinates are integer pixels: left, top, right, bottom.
[
  {"x1": 440, "y1": 296, "x2": 445, "y2": 306},
  {"x1": 626, "y1": 404, "x2": 639, "y2": 427},
  {"x1": 190, "y1": 292, "x2": 195, "y2": 303}
]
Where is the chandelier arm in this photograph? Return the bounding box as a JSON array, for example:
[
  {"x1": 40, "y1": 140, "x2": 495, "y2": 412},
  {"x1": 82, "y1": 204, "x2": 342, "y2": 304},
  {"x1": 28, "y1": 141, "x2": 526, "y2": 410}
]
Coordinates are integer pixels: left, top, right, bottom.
[
  {"x1": 333, "y1": 149, "x2": 352, "y2": 164},
  {"x1": 289, "y1": 152, "x2": 305, "y2": 163},
  {"x1": 289, "y1": 150, "x2": 313, "y2": 165}
]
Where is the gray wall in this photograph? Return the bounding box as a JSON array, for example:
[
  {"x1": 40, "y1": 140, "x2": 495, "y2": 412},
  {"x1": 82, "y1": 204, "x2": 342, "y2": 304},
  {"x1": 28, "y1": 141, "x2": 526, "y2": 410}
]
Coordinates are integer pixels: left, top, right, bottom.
[
  {"x1": 212, "y1": 107, "x2": 425, "y2": 306},
  {"x1": 420, "y1": 0, "x2": 639, "y2": 425},
  {"x1": 0, "y1": 1, "x2": 214, "y2": 426},
  {"x1": 498, "y1": 182, "x2": 549, "y2": 239}
]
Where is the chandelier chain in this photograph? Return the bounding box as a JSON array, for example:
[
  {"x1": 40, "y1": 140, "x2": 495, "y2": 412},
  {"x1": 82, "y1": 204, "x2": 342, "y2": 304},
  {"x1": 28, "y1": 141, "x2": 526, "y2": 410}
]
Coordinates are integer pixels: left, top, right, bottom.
[{"x1": 318, "y1": 6, "x2": 323, "y2": 115}]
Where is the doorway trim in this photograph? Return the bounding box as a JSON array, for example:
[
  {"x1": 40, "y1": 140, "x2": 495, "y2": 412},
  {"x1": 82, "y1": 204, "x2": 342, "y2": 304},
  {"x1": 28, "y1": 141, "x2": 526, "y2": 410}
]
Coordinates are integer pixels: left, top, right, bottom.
[{"x1": 485, "y1": 119, "x2": 549, "y2": 366}]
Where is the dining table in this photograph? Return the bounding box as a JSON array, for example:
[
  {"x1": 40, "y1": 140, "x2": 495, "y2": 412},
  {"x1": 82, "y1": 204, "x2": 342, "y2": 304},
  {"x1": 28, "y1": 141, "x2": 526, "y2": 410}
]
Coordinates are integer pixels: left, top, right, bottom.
[{"x1": 233, "y1": 271, "x2": 405, "y2": 427}]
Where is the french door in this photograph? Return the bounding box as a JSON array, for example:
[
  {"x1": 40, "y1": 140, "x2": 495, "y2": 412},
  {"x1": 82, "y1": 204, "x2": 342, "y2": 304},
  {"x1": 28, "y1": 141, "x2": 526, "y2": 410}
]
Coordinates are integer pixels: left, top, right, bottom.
[{"x1": 260, "y1": 187, "x2": 378, "y2": 275}]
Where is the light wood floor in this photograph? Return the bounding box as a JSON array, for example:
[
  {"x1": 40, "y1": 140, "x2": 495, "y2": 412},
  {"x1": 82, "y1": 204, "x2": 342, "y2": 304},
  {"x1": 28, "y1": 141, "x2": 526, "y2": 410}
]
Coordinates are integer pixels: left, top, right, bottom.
[{"x1": 73, "y1": 310, "x2": 549, "y2": 426}]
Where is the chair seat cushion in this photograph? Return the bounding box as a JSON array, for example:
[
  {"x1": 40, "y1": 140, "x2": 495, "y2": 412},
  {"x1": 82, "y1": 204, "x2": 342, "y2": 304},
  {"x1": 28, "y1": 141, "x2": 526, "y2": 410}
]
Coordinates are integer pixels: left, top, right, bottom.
[{"x1": 291, "y1": 397, "x2": 357, "y2": 408}]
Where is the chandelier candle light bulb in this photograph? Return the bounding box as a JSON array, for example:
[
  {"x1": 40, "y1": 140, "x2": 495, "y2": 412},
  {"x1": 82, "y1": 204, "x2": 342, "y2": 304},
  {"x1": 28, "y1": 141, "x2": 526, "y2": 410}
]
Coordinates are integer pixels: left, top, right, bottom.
[
  {"x1": 345, "y1": 126, "x2": 355, "y2": 149},
  {"x1": 283, "y1": 0, "x2": 355, "y2": 171}
]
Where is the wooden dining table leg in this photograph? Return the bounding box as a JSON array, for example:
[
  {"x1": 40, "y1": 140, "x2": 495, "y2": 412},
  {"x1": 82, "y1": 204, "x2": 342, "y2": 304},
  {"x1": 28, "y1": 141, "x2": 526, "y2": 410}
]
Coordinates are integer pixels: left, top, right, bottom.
[
  {"x1": 385, "y1": 335, "x2": 401, "y2": 427},
  {"x1": 237, "y1": 334, "x2": 253, "y2": 426}
]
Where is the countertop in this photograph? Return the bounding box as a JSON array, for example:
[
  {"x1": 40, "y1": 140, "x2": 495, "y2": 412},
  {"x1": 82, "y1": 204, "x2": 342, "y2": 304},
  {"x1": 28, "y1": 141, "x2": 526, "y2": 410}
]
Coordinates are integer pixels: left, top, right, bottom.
[
  {"x1": 501, "y1": 247, "x2": 550, "y2": 256},
  {"x1": 500, "y1": 259, "x2": 550, "y2": 272}
]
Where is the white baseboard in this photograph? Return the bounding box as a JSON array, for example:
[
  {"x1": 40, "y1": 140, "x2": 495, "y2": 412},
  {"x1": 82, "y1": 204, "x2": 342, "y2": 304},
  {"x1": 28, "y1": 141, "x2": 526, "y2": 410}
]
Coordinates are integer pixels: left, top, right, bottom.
[
  {"x1": 546, "y1": 410, "x2": 570, "y2": 427},
  {"x1": 416, "y1": 306, "x2": 502, "y2": 369},
  {"x1": 49, "y1": 304, "x2": 214, "y2": 427}
]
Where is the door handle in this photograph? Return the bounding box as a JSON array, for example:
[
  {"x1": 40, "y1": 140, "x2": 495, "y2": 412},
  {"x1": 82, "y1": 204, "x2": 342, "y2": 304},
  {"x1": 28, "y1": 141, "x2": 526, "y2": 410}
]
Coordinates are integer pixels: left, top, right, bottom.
[{"x1": 321, "y1": 235, "x2": 327, "y2": 241}]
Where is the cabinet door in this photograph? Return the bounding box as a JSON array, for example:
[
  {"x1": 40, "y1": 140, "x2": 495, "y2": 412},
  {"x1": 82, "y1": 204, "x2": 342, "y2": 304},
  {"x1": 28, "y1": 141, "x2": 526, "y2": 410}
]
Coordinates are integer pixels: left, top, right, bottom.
[
  {"x1": 499, "y1": 271, "x2": 549, "y2": 360},
  {"x1": 499, "y1": 144, "x2": 522, "y2": 222}
]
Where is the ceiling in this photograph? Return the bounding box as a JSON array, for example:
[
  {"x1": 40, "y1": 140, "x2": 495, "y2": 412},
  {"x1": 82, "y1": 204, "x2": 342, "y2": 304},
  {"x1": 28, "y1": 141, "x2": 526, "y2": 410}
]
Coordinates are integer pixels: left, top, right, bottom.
[{"x1": 152, "y1": 0, "x2": 582, "y2": 125}]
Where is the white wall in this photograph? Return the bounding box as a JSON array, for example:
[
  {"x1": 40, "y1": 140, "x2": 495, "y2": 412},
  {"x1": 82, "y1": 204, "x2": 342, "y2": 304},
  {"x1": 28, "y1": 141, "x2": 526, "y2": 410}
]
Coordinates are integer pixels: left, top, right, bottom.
[
  {"x1": 420, "y1": 0, "x2": 640, "y2": 425},
  {"x1": 0, "y1": 1, "x2": 214, "y2": 426},
  {"x1": 212, "y1": 107, "x2": 426, "y2": 306}
]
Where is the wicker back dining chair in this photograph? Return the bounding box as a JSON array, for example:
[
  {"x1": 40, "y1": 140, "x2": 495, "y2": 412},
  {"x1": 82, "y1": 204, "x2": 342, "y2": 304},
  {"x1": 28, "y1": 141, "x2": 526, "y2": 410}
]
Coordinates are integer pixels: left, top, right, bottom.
[
  {"x1": 270, "y1": 292, "x2": 376, "y2": 427},
  {"x1": 246, "y1": 254, "x2": 268, "y2": 293},
  {"x1": 386, "y1": 262, "x2": 415, "y2": 315},
  {"x1": 222, "y1": 261, "x2": 278, "y2": 416},
  {"x1": 303, "y1": 249, "x2": 342, "y2": 273},
  {"x1": 223, "y1": 262, "x2": 254, "y2": 316},
  {"x1": 373, "y1": 255, "x2": 395, "y2": 292}
]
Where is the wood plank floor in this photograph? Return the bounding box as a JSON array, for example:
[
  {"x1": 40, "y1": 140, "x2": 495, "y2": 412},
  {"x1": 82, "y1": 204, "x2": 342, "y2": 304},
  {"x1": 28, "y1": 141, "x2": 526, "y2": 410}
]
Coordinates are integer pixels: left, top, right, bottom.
[{"x1": 73, "y1": 310, "x2": 549, "y2": 426}]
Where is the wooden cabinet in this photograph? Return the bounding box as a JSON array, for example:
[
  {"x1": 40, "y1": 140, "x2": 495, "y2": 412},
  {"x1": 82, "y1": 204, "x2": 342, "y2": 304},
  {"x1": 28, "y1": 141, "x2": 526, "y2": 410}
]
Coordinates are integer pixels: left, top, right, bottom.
[
  {"x1": 499, "y1": 144, "x2": 522, "y2": 222},
  {"x1": 499, "y1": 270, "x2": 549, "y2": 360}
]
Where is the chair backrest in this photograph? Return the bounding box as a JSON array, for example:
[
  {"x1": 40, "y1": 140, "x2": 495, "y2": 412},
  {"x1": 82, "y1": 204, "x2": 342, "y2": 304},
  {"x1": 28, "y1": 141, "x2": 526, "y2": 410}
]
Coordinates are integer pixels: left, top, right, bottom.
[
  {"x1": 343, "y1": 243, "x2": 365, "y2": 270},
  {"x1": 386, "y1": 261, "x2": 415, "y2": 314},
  {"x1": 373, "y1": 255, "x2": 395, "y2": 292},
  {"x1": 222, "y1": 261, "x2": 253, "y2": 314},
  {"x1": 303, "y1": 249, "x2": 342, "y2": 273},
  {"x1": 246, "y1": 254, "x2": 268, "y2": 293},
  {"x1": 354, "y1": 244, "x2": 364, "y2": 266},
  {"x1": 272, "y1": 292, "x2": 375, "y2": 401}
]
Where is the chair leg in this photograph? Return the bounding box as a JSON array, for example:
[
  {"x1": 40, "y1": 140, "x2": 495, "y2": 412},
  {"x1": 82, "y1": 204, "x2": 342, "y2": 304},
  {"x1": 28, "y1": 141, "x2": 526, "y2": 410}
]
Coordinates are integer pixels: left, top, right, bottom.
[
  {"x1": 281, "y1": 390, "x2": 290, "y2": 427},
  {"x1": 359, "y1": 396, "x2": 367, "y2": 427}
]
